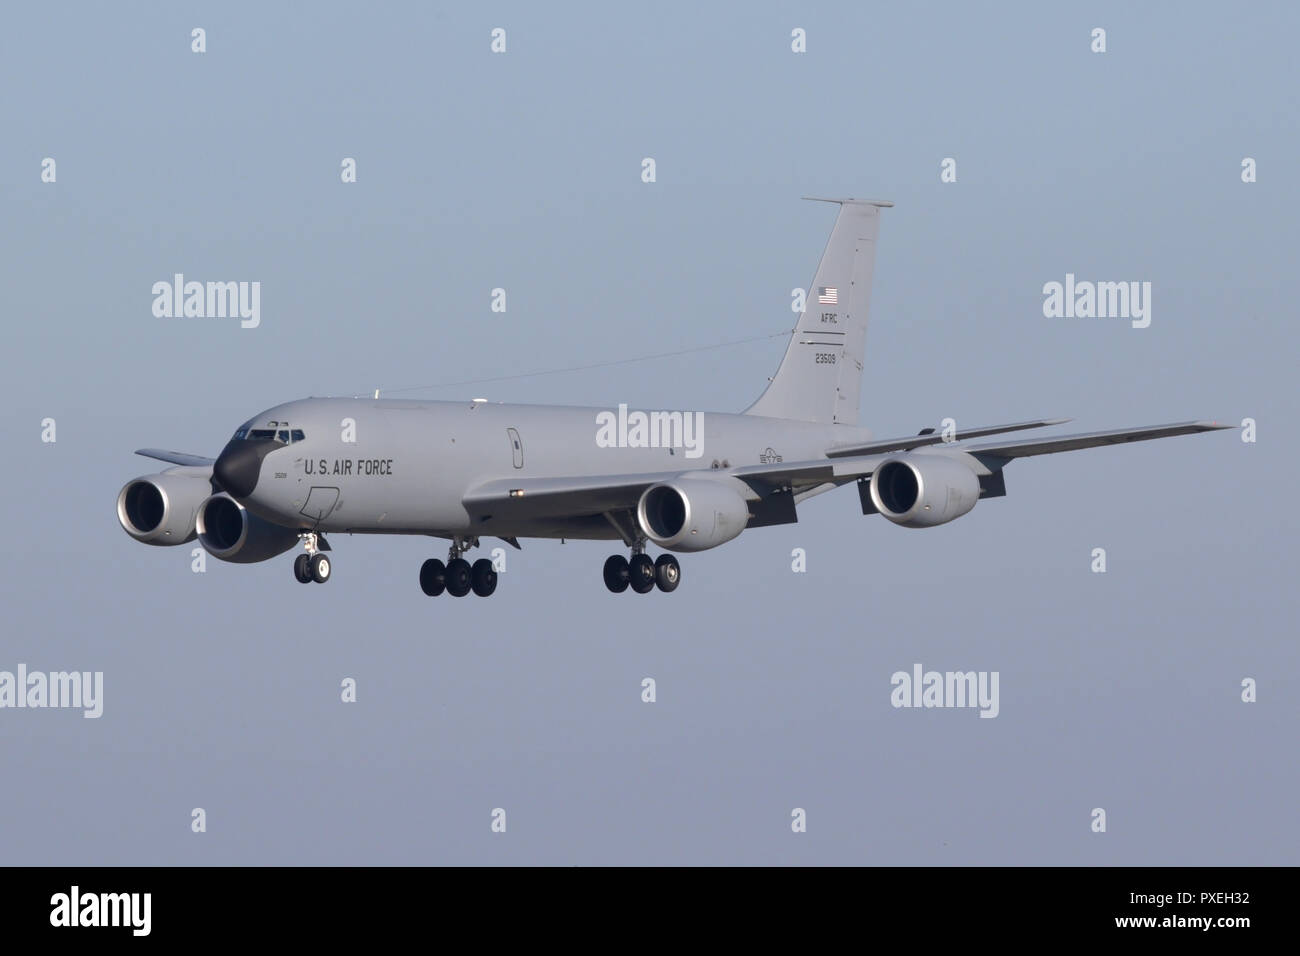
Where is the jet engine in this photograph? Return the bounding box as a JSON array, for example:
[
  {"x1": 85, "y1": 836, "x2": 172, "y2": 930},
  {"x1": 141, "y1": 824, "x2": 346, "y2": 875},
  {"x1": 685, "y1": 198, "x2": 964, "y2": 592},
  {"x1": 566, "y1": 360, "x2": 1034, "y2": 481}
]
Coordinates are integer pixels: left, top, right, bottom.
[
  {"x1": 196, "y1": 493, "x2": 299, "y2": 563},
  {"x1": 636, "y1": 477, "x2": 750, "y2": 552},
  {"x1": 868, "y1": 455, "x2": 980, "y2": 528},
  {"x1": 116, "y1": 469, "x2": 213, "y2": 546}
]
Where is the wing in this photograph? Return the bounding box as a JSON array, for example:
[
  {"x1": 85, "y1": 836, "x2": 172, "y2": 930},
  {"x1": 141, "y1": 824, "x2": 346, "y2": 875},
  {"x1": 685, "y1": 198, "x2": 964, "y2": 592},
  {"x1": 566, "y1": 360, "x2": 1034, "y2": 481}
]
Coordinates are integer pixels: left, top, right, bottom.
[
  {"x1": 825, "y1": 418, "x2": 1070, "y2": 458},
  {"x1": 462, "y1": 421, "x2": 1233, "y2": 522},
  {"x1": 463, "y1": 457, "x2": 894, "y2": 522},
  {"x1": 964, "y1": 421, "x2": 1233, "y2": 464},
  {"x1": 727, "y1": 454, "x2": 888, "y2": 491},
  {"x1": 745, "y1": 420, "x2": 1233, "y2": 486},
  {"x1": 463, "y1": 472, "x2": 675, "y2": 520},
  {"x1": 134, "y1": 448, "x2": 216, "y2": 467}
]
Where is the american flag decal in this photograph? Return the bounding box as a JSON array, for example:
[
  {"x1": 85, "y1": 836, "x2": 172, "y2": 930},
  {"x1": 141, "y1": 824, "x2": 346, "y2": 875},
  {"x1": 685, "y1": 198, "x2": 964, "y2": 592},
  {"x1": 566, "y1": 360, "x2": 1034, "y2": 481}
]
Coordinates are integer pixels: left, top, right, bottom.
[{"x1": 818, "y1": 287, "x2": 838, "y2": 305}]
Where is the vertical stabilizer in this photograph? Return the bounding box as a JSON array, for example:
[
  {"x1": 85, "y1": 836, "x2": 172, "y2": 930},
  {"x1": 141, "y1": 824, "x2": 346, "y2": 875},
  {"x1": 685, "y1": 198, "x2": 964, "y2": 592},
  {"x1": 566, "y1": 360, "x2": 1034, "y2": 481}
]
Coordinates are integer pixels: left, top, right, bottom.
[{"x1": 745, "y1": 198, "x2": 889, "y2": 425}]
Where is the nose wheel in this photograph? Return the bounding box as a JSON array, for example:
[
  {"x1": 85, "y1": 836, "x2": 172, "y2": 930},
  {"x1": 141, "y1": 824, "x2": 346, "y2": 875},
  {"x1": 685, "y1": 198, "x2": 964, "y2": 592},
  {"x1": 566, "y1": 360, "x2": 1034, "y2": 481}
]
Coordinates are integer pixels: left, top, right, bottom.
[
  {"x1": 603, "y1": 549, "x2": 680, "y2": 593},
  {"x1": 309, "y1": 553, "x2": 331, "y2": 583},
  {"x1": 293, "y1": 533, "x2": 332, "y2": 584}
]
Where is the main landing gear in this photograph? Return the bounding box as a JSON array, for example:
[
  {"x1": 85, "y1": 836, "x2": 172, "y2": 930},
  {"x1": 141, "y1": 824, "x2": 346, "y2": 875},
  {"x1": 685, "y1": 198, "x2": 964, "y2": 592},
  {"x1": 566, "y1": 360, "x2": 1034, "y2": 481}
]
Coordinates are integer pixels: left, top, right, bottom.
[
  {"x1": 293, "y1": 533, "x2": 331, "y2": 584},
  {"x1": 420, "y1": 536, "x2": 497, "y2": 598},
  {"x1": 603, "y1": 546, "x2": 680, "y2": 594}
]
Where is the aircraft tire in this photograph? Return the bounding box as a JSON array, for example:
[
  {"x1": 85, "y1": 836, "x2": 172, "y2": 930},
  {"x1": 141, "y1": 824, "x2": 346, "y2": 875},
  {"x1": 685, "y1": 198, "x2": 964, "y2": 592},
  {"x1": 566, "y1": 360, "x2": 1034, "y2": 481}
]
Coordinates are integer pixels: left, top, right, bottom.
[
  {"x1": 445, "y1": 558, "x2": 472, "y2": 597},
  {"x1": 420, "y1": 558, "x2": 446, "y2": 596},
  {"x1": 629, "y1": 554, "x2": 656, "y2": 594},
  {"x1": 470, "y1": 558, "x2": 498, "y2": 597},
  {"x1": 654, "y1": 554, "x2": 680, "y2": 592},
  {"x1": 309, "y1": 552, "x2": 331, "y2": 583},
  {"x1": 603, "y1": 555, "x2": 630, "y2": 593}
]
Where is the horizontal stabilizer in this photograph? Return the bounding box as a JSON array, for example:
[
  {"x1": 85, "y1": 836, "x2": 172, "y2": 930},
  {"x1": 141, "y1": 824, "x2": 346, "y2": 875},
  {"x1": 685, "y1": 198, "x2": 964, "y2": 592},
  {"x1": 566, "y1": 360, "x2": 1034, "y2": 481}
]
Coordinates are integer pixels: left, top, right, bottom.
[
  {"x1": 801, "y1": 196, "x2": 895, "y2": 207},
  {"x1": 135, "y1": 448, "x2": 215, "y2": 468}
]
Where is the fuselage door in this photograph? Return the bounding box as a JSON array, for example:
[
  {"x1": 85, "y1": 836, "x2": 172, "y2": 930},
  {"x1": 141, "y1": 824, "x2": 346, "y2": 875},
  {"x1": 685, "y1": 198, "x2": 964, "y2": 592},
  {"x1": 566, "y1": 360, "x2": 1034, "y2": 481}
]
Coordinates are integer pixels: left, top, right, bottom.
[
  {"x1": 300, "y1": 486, "x2": 340, "y2": 522},
  {"x1": 507, "y1": 427, "x2": 523, "y2": 469}
]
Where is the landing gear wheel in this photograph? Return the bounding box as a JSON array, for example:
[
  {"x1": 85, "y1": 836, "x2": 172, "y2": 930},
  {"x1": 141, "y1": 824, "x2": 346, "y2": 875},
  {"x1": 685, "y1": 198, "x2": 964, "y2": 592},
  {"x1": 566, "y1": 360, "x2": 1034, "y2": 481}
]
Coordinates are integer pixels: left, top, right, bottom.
[
  {"x1": 629, "y1": 553, "x2": 656, "y2": 594},
  {"x1": 309, "y1": 552, "x2": 331, "y2": 584},
  {"x1": 471, "y1": 558, "x2": 498, "y2": 597},
  {"x1": 293, "y1": 553, "x2": 312, "y2": 583},
  {"x1": 445, "y1": 558, "x2": 472, "y2": 597},
  {"x1": 654, "y1": 554, "x2": 681, "y2": 592},
  {"x1": 603, "y1": 555, "x2": 630, "y2": 593},
  {"x1": 420, "y1": 558, "x2": 446, "y2": 596}
]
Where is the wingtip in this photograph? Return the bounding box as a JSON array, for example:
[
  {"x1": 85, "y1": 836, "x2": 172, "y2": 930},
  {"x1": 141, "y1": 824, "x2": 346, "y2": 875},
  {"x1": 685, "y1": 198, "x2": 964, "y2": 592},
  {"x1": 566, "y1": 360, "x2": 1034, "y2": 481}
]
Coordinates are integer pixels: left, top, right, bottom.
[{"x1": 800, "y1": 195, "x2": 895, "y2": 207}]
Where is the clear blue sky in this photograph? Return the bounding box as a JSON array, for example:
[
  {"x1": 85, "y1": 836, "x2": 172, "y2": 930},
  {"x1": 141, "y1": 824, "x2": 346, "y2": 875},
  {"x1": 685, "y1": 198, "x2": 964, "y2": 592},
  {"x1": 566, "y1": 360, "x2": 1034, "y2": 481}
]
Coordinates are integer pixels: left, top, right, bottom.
[{"x1": 1, "y1": 1, "x2": 1295, "y2": 863}]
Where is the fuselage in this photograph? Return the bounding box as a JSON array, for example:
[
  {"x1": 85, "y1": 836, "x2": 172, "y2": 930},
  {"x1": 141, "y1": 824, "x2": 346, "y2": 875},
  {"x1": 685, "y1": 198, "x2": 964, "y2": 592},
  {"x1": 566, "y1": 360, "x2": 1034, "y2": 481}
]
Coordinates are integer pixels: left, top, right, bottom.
[{"x1": 215, "y1": 397, "x2": 873, "y2": 540}]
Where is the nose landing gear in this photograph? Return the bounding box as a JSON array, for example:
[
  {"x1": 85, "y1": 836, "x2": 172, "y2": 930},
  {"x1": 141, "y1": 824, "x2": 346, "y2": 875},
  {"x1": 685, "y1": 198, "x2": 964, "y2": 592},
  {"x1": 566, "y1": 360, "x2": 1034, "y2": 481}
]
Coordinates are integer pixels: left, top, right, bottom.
[{"x1": 293, "y1": 533, "x2": 331, "y2": 584}]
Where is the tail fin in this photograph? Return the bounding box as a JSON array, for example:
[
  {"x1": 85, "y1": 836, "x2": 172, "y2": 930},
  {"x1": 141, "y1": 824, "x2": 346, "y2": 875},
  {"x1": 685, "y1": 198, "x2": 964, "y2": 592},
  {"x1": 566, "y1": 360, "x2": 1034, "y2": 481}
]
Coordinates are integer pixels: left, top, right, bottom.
[{"x1": 745, "y1": 197, "x2": 889, "y2": 425}]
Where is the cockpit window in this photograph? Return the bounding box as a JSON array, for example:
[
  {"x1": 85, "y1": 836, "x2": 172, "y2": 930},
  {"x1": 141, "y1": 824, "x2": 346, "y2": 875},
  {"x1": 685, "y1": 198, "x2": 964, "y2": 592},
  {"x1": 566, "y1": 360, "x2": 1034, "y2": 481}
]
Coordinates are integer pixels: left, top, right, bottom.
[{"x1": 241, "y1": 426, "x2": 297, "y2": 444}]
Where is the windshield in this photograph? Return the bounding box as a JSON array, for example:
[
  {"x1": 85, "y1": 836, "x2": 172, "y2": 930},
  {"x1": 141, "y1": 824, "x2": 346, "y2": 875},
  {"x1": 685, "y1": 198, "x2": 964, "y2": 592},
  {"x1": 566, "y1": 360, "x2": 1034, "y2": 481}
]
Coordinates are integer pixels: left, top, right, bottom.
[{"x1": 238, "y1": 427, "x2": 305, "y2": 445}]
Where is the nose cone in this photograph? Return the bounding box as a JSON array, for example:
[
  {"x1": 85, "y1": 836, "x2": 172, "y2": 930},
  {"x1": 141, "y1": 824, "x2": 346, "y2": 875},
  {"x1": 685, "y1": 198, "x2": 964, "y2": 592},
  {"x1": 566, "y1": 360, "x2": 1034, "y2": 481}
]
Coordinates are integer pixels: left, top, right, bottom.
[{"x1": 213, "y1": 439, "x2": 276, "y2": 499}]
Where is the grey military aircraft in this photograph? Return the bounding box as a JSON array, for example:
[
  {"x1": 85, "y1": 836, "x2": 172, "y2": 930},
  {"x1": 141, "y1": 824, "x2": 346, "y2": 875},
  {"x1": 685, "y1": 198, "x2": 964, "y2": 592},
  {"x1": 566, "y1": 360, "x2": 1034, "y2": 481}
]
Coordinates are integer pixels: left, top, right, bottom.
[{"x1": 117, "y1": 198, "x2": 1231, "y2": 597}]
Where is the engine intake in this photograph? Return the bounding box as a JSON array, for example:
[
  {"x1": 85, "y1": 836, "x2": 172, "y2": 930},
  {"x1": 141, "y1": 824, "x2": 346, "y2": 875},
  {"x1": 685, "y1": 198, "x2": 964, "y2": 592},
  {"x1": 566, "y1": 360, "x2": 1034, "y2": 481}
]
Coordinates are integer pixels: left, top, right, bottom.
[
  {"x1": 869, "y1": 455, "x2": 980, "y2": 528},
  {"x1": 636, "y1": 477, "x2": 750, "y2": 552},
  {"x1": 116, "y1": 470, "x2": 212, "y2": 545},
  {"x1": 196, "y1": 493, "x2": 299, "y2": 563}
]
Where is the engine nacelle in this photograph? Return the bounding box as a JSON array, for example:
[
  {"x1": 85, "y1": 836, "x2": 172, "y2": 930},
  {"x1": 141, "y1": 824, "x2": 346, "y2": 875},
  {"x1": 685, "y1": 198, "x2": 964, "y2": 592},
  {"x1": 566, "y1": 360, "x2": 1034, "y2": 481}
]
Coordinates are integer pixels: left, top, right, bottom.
[
  {"x1": 117, "y1": 469, "x2": 212, "y2": 546},
  {"x1": 196, "y1": 493, "x2": 299, "y2": 563},
  {"x1": 636, "y1": 477, "x2": 750, "y2": 552},
  {"x1": 869, "y1": 454, "x2": 980, "y2": 528}
]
